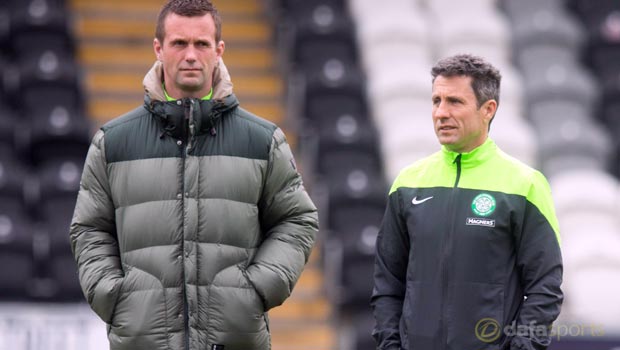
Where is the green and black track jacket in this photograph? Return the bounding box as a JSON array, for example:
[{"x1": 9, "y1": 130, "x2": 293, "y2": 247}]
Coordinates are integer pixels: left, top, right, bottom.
[{"x1": 372, "y1": 138, "x2": 563, "y2": 350}]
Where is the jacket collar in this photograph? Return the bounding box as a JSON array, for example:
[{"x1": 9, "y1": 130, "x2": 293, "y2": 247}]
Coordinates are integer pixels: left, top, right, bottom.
[
  {"x1": 441, "y1": 138, "x2": 496, "y2": 169},
  {"x1": 142, "y1": 58, "x2": 239, "y2": 139}
]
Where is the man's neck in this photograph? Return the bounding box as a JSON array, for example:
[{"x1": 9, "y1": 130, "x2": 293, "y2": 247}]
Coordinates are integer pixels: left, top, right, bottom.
[{"x1": 163, "y1": 83, "x2": 213, "y2": 101}]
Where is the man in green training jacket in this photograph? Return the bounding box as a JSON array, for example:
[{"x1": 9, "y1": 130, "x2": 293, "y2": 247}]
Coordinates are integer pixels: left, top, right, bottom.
[
  {"x1": 371, "y1": 54, "x2": 563, "y2": 350},
  {"x1": 69, "y1": 1, "x2": 318, "y2": 349}
]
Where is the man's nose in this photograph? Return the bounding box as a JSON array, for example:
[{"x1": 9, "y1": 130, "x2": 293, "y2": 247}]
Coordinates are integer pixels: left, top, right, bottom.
[
  {"x1": 184, "y1": 45, "x2": 197, "y2": 62},
  {"x1": 433, "y1": 101, "x2": 449, "y2": 119}
]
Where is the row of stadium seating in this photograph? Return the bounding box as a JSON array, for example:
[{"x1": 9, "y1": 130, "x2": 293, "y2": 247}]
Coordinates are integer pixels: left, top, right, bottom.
[
  {"x1": 272, "y1": 0, "x2": 387, "y2": 348},
  {"x1": 501, "y1": 0, "x2": 620, "y2": 334},
  {"x1": 0, "y1": 0, "x2": 88, "y2": 302}
]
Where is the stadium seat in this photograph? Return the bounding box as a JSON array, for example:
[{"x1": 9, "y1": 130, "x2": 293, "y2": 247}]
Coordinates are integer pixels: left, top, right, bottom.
[
  {"x1": 297, "y1": 81, "x2": 380, "y2": 188},
  {"x1": 375, "y1": 98, "x2": 437, "y2": 182},
  {"x1": 313, "y1": 103, "x2": 375, "y2": 146},
  {"x1": 561, "y1": 227, "x2": 620, "y2": 333},
  {"x1": 0, "y1": 200, "x2": 34, "y2": 300},
  {"x1": 0, "y1": 5, "x2": 8, "y2": 50},
  {"x1": 303, "y1": 64, "x2": 368, "y2": 118},
  {"x1": 316, "y1": 146, "x2": 384, "y2": 197},
  {"x1": 27, "y1": 125, "x2": 90, "y2": 167},
  {"x1": 8, "y1": 0, "x2": 73, "y2": 57},
  {"x1": 354, "y1": 9, "x2": 432, "y2": 78},
  {"x1": 16, "y1": 49, "x2": 80, "y2": 93},
  {"x1": 309, "y1": 118, "x2": 380, "y2": 178},
  {"x1": 598, "y1": 61, "x2": 620, "y2": 126},
  {"x1": 37, "y1": 194, "x2": 82, "y2": 301},
  {"x1": 553, "y1": 168, "x2": 619, "y2": 257},
  {"x1": 34, "y1": 157, "x2": 84, "y2": 301},
  {"x1": 302, "y1": 61, "x2": 367, "y2": 121},
  {"x1": 529, "y1": 99, "x2": 591, "y2": 131},
  {"x1": 501, "y1": 0, "x2": 565, "y2": 19},
  {"x1": 0, "y1": 149, "x2": 33, "y2": 300},
  {"x1": 324, "y1": 235, "x2": 375, "y2": 316},
  {"x1": 37, "y1": 156, "x2": 82, "y2": 197},
  {"x1": 280, "y1": 1, "x2": 357, "y2": 73},
  {"x1": 0, "y1": 150, "x2": 25, "y2": 200},
  {"x1": 551, "y1": 169, "x2": 619, "y2": 221},
  {"x1": 24, "y1": 91, "x2": 90, "y2": 165},
  {"x1": 522, "y1": 60, "x2": 599, "y2": 120},
  {"x1": 534, "y1": 114, "x2": 612, "y2": 177},
  {"x1": 491, "y1": 111, "x2": 539, "y2": 168},
  {"x1": 427, "y1": 0, "x2": 497, "y2": 13},
  {"x1": 278, "y1": 0, "x2": 345, "y2": 14},
  {"x1": 366, "y1": 59, "x2": 428, "y2": 123},
  {"x1": 582, "y1": 12, "x2": 620, "y2": 71},
  {"x1": 323, "y1": 192, "x2": 385, "y2": 313},
  {"x1": 348, "y1": 0, "x2": 416, "y2": 21},
  {"x1": 568, "y1": 0, "x2": 620, "y2": 26},
  {"x1": 510, "y1": 6, "x2": 585, "y2": 58},
  {"x1": 0, "y1": 104, "x2": 17, "y2": 152},
  {"x1": 432, "y1": 7, "x2": 512, "y2": 67}
]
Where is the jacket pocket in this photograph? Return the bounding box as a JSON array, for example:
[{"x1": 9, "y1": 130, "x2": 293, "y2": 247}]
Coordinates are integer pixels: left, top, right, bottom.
[
  {"x1": 89, "y1": 271, "x2": 124, "y2": 325},
  {"x1": 108, "y1": 266, "x2": 169, "y2": 343},
  {"x1": 207, "y1": 265, "x2": 270, "y2": 350},
  {"x1": 404, "y1": 281, "x2": 441, "y2": 349},
  {"x1": 107, "y1": 266, "x2": 129, "y2": 327},
  {"x1": 447, "y1": 281, "x2": 504, "y2": 350}
]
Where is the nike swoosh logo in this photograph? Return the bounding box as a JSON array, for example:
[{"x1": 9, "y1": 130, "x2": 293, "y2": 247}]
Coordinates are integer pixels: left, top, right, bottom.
[{"x1": 412, "y1": 196, "x2": 433, "y2": 205}]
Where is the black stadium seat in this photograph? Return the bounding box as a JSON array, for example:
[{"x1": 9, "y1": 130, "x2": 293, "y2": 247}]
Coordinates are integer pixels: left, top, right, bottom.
[
  {"x1": 8, "y1": 0, "x2": 74, "y2": 57},
  {"x1": 34, "y1": 157, "x2": 84, "y2": 301},
  {"x1": 0, "y1": 203, "x2": 34, "y2": 300},
  {"x1": 0, "y1": 151, "x2": 33, "y2": 300},
  {"x1": 278, "y1": 0, "x2": 357, "y2": 74}
]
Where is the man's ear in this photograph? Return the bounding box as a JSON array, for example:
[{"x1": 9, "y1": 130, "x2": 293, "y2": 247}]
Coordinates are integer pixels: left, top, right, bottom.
[
  {"x1": 216, "y1": 40, "x2": 225, "y2": 58},
  {"x1": 154, "y1": 38, "x2": 163, "y2": 61},
  {"x1": 482, "y1": 99, "x2": 497, "y2": 124}
]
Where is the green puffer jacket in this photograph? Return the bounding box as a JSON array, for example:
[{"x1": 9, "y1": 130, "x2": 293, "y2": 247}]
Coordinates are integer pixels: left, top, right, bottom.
[{"x1": 70, "y1": 59, "x2": 318, "y2": 350}]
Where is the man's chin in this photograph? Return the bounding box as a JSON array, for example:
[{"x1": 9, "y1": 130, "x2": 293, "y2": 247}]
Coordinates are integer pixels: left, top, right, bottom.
[
  {"x1": 177, "y1": 74, "x2": 204, "y2": 84},
  {"x1": 176, "y1": 81, "x2": 205, "y2": 93},
  {"x1": 437, "y1": 136, "x2": 453, "y2": 145}
]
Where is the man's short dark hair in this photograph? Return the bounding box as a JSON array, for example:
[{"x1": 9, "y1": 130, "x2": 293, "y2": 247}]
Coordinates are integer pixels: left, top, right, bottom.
[
  {"x1": 156, "y1": 0, "x2": 222, "y2": 43},
  {"x1": 431, "y1": 54, "x2": 502, "y2": 109}
]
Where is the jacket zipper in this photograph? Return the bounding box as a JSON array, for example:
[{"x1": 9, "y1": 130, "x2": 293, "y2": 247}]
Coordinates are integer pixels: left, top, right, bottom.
[
  {"x1": 187, "y1": 99, "x2": 195, "y2": 152},
  {"x1": 453, "y1": 154, "x2": 462, "y2": 188},
  {"x1": 182, "y1": 98, "x2": 193, "y2": 350},
  {"x1": 440, "y1": 154, "x2": 462, "y2": 350}
]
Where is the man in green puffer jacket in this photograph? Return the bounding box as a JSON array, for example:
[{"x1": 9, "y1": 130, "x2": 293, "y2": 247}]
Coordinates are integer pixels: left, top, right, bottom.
[{"x1": 69, "y1": 1, "x2": 318, "y2": 349}]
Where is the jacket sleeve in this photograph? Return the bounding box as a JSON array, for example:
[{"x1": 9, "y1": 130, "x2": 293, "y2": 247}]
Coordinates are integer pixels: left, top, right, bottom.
[
  {"x1": 511, "y1": 171, "x2": 563, "y2": 350},
  {"x1": 246, "y1": 128, "x2": 318, "y2": 310},
  {"x1": 70, "y1": 130, "x2": 124, "y2": 324},
  {"x1": 371, "y1": 189, "x2": 409, "y2": 350}
]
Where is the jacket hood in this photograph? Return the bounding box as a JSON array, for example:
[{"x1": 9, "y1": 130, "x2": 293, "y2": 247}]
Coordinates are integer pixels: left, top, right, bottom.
[{"x1": 142, "y1": 58, "x2": 239, "y2": 139}]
